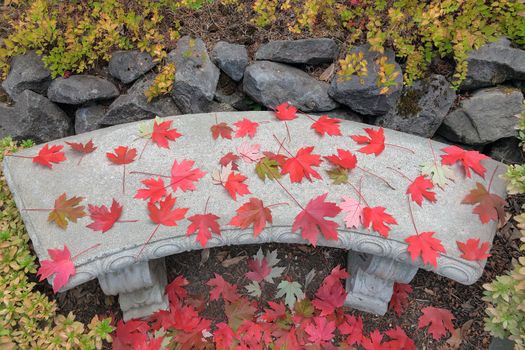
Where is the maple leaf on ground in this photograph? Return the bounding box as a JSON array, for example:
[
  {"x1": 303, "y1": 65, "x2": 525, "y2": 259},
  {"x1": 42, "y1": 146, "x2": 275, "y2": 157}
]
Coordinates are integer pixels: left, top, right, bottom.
[
  {"x1": 292, "y1": 193, "x2": 342, "y2": 246},
  {"x1": 340, "y1": 196, "x2": 365, "y2": 229},
  {"x1": 245, "y1": 257, "x2": 271, "y2": 283},
  {"x1": 251, "y1": 248, "x2": 285, "y2": 284},
  {"x1": 170, "y1": 159, "x2": 206, "y2": 192},
  {"x1": 47, "y1": 193, "x2": 87, "y2": 229},
  {"x1": 165, "y1": 275, "x2": 189, "y2": 304},
  {"x1": 245, "y1": 280, "x2": 262, "y2": 297},
  {"x1": 66, "y1": 139, "x2": 96, "y2": 165},
  {"x1": 420, "y1": 161, "x2": 455, "y2": 189},
  {"x1": 106, "y1": 146, "x2": 137, "y2": 194},
  {"x1": 211, "y1": 122, "x2": 233, "y2": 140},
  {"x1": 407, "y1": 175, "x2": 437, "y2": 206},
  {"x1": 86, "y1": 199, "x2": 123, "y2": 233},
  {"x1": 339, "y1": 315, "x2": 364, "y2": 346},
  {"x1": 362, "y1": 329, "x2": 387, "y2": 350},
  {"x1": 457, "y1": 238, "x2": 491, "y2": 261},
  {"x1": 234, "y1": 118, "x2": 259, "y2": 138},
  {"x1": 281, "y1": 146, "x2": 323, "y2": 183},
  {"x1": 418, "y1": 306, "x2": 455, "y2": 340},
  {"x1": 33, "y1": 144, "x2": 66, "y2": 168},
  {"x1": 207, "y1": 274, "x2": 240, "y2": 302},
  {"x1": 272, "y1": 326, "x2": 301, "y2": 350},
  {"x1": 311, "y1": 115, "x2": 342, "y2": 136},
  {"x1": 134, "y1": 177, "x2": 167, "y2": 203},
  {"x1": 462, "y1": 182, "x2": 506, "y2": 225},
  {"x1": 229, "y1": 197, "x2": 272, "y2": 237},
  {"x1": 261, "y1": 301, "x2": 288, "y2": 323},
  {"x1": 112, "y1": 319, "x2": 150, "y2": 350},
  {"x1": 219, "y1": 152, "x2": 240, "y2": 171},
  {"x1": 274, "y1": 102, "x2": 298, "y2": 120},
  {"x1": 362, "y1": 206, "x2": 397, "y2": 238},
  {"x1": 324, "y1": 149, "x2": 357, "y2": 170},
  {"x1": 389, "y1": 283, "x2": 413, "y2": 317},
  {"x1": 384, "y1": 326, "x2": 416, "y2": 350},
  {"x1": 224, "y1": 297, "x2": 257, "y2": 331},
  {"x1": 312, "y1": 279, "x2": 347, "y2": 316},
  {"x1": 37, "y1": 245, "x2": 76, "y2": 293},
  {"x1": 440, "y1": 145, "x2": 489, "y2": 178},
  {"x1": 237, "y1": 142, "x2": 264, "y2": 163},
  {"x1": 148, "y1": 195, "x2": 188, "y2": 227},
  {"x1": 134, "y1": 337, "x2": 164, "y2": 350},
  {"x1": 186, "y1": 213, "x2": 220, "y2": 248},
  {"x1": 213, "y1": 322, "x2": 236, "y2": 350},
  {"x1": 405, "y1": 231, "x2": 446, "y2": 268},
  {"x1": 255, "y1": 156, "x2": 282, "y2": 181},
  {"x1": 224, "y1": 171, "x2": 251, "y2": 200},
  {"x1": 151, "y1": 119, "x2": 182, "y2": 148},
  {"x1": 350, "y1": 127, "x2": 385, "y2": 156},
  {"x1": 322, "y1": 265, "x2": 349, "y2": 287},
  {"x1": 237, "y1": 320, "x2": 272, "y2": 349},
  {"x1": 305, "y1": 317, "x2": 336, "y2": 345},
  {"x1": 276, "y1": 280, "x2": 304, "y2": 309}
]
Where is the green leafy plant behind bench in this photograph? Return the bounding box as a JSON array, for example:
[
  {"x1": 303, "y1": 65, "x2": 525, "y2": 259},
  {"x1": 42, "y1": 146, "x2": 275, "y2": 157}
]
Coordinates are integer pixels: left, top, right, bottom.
[{"x1": 0, "y1": 137, "x2": 113, "y2": 350}]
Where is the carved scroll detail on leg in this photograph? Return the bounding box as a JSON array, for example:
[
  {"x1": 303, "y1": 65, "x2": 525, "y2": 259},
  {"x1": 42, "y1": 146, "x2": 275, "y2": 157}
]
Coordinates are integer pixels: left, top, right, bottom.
[
  {"x1": 98, "y1": 258, "x2": 169, "y2": 321},
  {"x1": 345, "y1": 251, "x2": 417, "y2": 315}
]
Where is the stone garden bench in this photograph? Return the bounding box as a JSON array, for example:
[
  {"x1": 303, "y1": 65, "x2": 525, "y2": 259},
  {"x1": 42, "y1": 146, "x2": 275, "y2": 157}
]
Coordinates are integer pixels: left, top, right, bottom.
[{"x1": 3, "y1": 111, "x2": 507, "y2": 321}]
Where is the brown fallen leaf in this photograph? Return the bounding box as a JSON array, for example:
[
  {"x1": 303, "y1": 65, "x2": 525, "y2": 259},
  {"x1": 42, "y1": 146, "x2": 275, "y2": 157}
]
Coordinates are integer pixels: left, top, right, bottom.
[
  {"x1": 319, "y1": 63, "x2": 336, "y2": 82},
  {"x1": 221, "y1": 255, "x2": 247, "y2": 267}
]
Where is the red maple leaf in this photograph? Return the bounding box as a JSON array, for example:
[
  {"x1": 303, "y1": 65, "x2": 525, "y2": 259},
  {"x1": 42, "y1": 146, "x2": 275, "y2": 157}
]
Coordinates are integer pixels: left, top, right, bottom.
[
  {"x1": 148, "y1": 195, "x2": 188, "y2": 226},
  {"x1": 324, "y1": 149, "x2": 358, "y2": 170},
  {"x1": 207, "y1": 274, "x2": 240, "y2": 302},
  {"x1": 134, "y1": 177, "x2": 167, "y2": 203},
  {"x1": 462, "y1": 182, "x2": 506, "y2": 225},
  {"x1": 362, "y1": 329, "x2": 388, "y2": 350},
  {"x1": 350, "y1": 127, "x2": 385, "y2": 156},
  {"x1": 65, "y1": 139, "x2": 96, "y2": 165},
  {"x1": 112, "y1": 319, "x2": 150, "y2": 350},
  {"x1": 36, "y1": 245, "x2": 75, "y2": 293},
  {"x1": 338, "y1": 315, "x2": 364, "y2": 346},
  {"x1": 274, "y1": 102, "x2": 298, "y2": 120},
  {"x1": 418, "y1": 306, "x2": 455, "y2": 340},
  {"x1": 407, "y1": 176, "x2": 436, "y2": 206},
  {"x1": 86, "y1": 199, "x2": 123, "y2": 233},
  {"x1": 33, "y1": 144, "x2": 67, "y2": 168},
  {"x1": 152, "y1": 119, "x2": 182, "y2": 148},
  {"x1": 312, "y1": 279, "x2": 347, "y2": 316},
  {"x1": 165, "y1": 275, "x2": 189, "y2": 303},
  {"x1": 261, "y1": 301, "x2": 287, "y2": 323},
  {"x1": 170, "y1": 159, "x2": 206, "y2": 192},
  {"x1": 228, "y1": 197, "x2": 272, "y2": 236},
  {"x1": 281, "y1": 146, "x2": 322, "y2": 183},
  {"x1": 134, "y1": 337, "x2": 164, "y2": 350},
  {"x1": 273, "y1": 326, "x2": 301, "y2": 350},
  {"x1": 292, "y1": 193, "x2": 341, "y2": 246},
  {"x1": 304, "y1": 317, "x2": 336, "y2": 345},
  {"x1": 211, "y1": 122, "x2": 233, "y2": 140},
  {"x1": 219, "y1": 152, "x2": 240, "y2": 170},
  {"x1": 234, "y1": 118, "x2": 259, "y2": 138},
  {"x1": 213, "y1": 322, "x2": 236, "y2": 350},
  {"x1": 186, "y1": 213, "x2": 221, "y2": 247},
  {"x1": 405, "y1": 231, "x2": 446, "y2": 268},
  {"x1": 389, "y1": 283, "x2": 413, "y2": 316},
  {"x1": 311, "y1": 115, "x2": 342, "y2": 136},
  {"x1": 106, "y1": 146, "x2": 137, "y2": 194},
  {"x1": 457, "y1": 238, "x2": 491, "y2": 261},
  {"x1": 440, "y1": 145, "x2": 489, "y2": 178},
  {"x1": 224, "y1": 171, "x2": 251, "y2": 200},
  {"x1": 245, "y1": 257, "x2": 271, "y2": 282},
  {"x1": 384, "y1": 326, "x2": 416, "y2": 350},
  {"x1": 362, "y1": 206, "x2": 397, "y2": 237}
]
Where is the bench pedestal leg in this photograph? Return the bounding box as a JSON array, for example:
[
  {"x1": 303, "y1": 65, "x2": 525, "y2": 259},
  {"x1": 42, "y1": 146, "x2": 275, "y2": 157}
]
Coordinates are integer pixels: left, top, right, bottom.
[
  {"x1": 98, "y1": 258, "x2": 169, "y2": 321},
  {"x1": 345, "y1": 251, "x2": 417, "y2": 315}
]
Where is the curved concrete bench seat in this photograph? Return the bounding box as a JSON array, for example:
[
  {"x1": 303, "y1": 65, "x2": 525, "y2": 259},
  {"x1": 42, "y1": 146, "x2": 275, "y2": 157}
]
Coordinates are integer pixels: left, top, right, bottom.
[{"x1": 3, "y1": 111, "x2": 507, "y2": 320}]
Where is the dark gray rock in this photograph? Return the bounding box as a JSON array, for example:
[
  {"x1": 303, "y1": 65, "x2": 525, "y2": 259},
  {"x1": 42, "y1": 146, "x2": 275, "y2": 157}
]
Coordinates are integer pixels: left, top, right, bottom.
[
  {"x1": 328, "y1": 45, "x2": 403, "y2": 116},
  {"x1": 11, "y1": 90, "x2": 72, "y2": 142},
  {"x1": 311, "y1": 109, "x2": 363, "y2": 123},
  {"x1": 374, "y1": 75, "x2": 455, "y2": 137},
  {"x1": 167, "y1": 36, "x2": 220, "y2": 113},
  {"x1": 1, "y1": 51, "x2": 51, "y2": 100},
  {"x1": 462, "y1": 38, "x2": 525, "y2": 90},
  {"x1": 0, "y1": 103, "x2": 18, "y2": 139},
  {"x1": 488, "y1": 137, "x2": 525, "y2": 164},
  {"x1": 102, "y1": 74, "x2": 180, "y2": 125},
  {"x1": 211, "y1": 42, "x2": 248, "y2": 82},
  {"x1": 255, "y1": 38, "x2": 338, "y2": 65},
  {"x1": 243, "y1": 61, "x2": 337, "y2": 112},
  {"x1": 47, "y1": 75, "x2": 119, "y2": 105},
  {"x1": 108, "y1": 50, "x2": 156, "y2": 84},
  {"x1": 439, "y1": 87, "x2": 523, "y2": 145},
  {"x1": 489, "y1": 337, "x2": 515, "y2": 350},
  {"x1": 75, "y1": 104, "x2": 107, "y2": 134}
]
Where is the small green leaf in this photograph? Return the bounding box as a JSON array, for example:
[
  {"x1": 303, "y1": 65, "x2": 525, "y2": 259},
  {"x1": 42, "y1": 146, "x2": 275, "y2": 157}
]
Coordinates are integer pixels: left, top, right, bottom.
[
  {"x1": 245, "y1": 281, "x2": 262, "y2": 298},
  {"x1": 276, "y1": 280, "x2": 304, "y2": 309},
  {"x1": 326, "y1": 167, "x2": 348, "y2": 185},
  {"x1": 255, "y1": 157, "x2": 281, "y2": 181},
  {"x1": 420, "y1": 161, "x2": 455, "y2": 188}
]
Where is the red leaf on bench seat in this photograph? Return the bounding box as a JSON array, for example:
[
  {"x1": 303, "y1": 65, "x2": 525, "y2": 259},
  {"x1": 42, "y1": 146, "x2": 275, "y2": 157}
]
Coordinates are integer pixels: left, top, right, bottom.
[
  {"x1": 440, "y1": 145, "x2": 488, "y2": 178},
  {"x1": 324, "y1": 149, "x2": 357, "y2": 170},
  {"x1": 456, "y1": 238, "x2": 491, "y2": 261},
  {"x1": 37, "y1": 245, "x2": 75, "y2": 293},
  {"x1": 292, "y1": 193, "x2": 341, "y2": 246},
  {"x1": 339, "y1": 196, "x2": 365, "y2": 229},
  {"x1": 148, "y1": 195, "x2": 188, "y2": 227},
  {"x1": 170, "y1": 159, "x2": 206, "y2": 192},
  {"x1": 350, "y1": 127, "x2": 385, "y2": 156},
  {"x1": 224, "y1": 171, "x2": 251, "y2": 200},
  {"x1": 405, "y1": 231, "x2": 446, "y2": 268},
  {"x1": 152, "y1": 119, "x2": 182, "y2": 149},
  {"x1": 48, "y1": 193, "x2": 87, "y2": 229},
  {"x1": 407, "y1": 175, "x2": 436, "y2": 207},
  {"x1": 86, "y1": 199, "x2": 123, "y2": 233},
  {"x1": 219, "y1": 152, "x2": 240, "y2": 170},
  {"x1": 362, "y1": 206, "x2": 397, "y2": 237},
  {"x1": 417, "y1": 306, "x2": 455, "y2": 340},
  {"x1": 135, "y1": 177, "x2": 167, "y2": 203},
  {"x1": 211, "y1": 122, "x2": 233, "y2": 140},
  {"x1": 106, "y1": 145, "x2": 137, "y2": 194},
  {"x1": 229, "y1": 198, "x2": 272, "y2": 237},
  {"x1": 274, "y1": 102, "x2": 298, "y2": 121},
  {"x1": 234, "y1": 118, "x2": 259, "y2": 138},
  {"x1": 311, "y1": 115, "x2": 342, "y2": 136},
  {"x1": 66, "y1": 139, "x2": 96, "y2": 154},
  {"x1": 33, "y1": 144, "x2": 67, "y2": 168},
  {"x1": 281, "y1": 146, "x2": 323, "y2": 183},
  {"x1": 462, "y1": 182, "x2": 506, "y2": 225},
  {"x1": 186, "y1": 213, "x2": 221, "y2": 247}
]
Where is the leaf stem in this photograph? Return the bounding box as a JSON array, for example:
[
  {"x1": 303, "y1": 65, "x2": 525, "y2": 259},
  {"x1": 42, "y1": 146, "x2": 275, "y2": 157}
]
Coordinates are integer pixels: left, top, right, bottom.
[
  {"x1": 407, "y1": 197, "x2": 419, "y2": 235},
  {"x1": 23, "y1": 208, "x2": 53, "y2": 212},
  {"x1": 346, "y1": 181, "x2": 370, "y2": 207},
  {"x1": 72, "y1": 243, "x2": 102, "y2": 261},
  {"x1": 298, "y1": 111, "x2": 317, "y2": 122},
  {"x1": 77, "y1": 154, "x2": 85, "y2": 166},
  {"x1": 487, "y1": 165, "x2": 499, "y2": 192},
  {"x1": 386, "y1": 166, "x2": 412, "y2": 183},
  {"x1": 117, "y1": 220, "x2": 139, "y2": 223},
  {"x1": 139, "y1": 139, "x2": 150, "y2": 160},
  {"x1": 129, "y1": 171, "x2": 170, "y2": 178},
  {"x1": 136, "y1": 224, "x2": 160, "y2": 259},
  {"x1": 122, "y1": 164, "x2": 126, "y2": 195},
  {"x1": 204, "y1": 196, "x2": 210, "y2": 214},
  {"x1": 260, "y1": 162, "x2": 304, "y2": 210},
  {"x1": 357, "y1": 166, "x2": 396, "y2": 190},
  {"x1": 6, "y1": 154, "x2": 34, "y2": 159},
  {"x1": 266, "y1": 202, "x2": 290, "y2": 209},
  {"x1": 384, "y1": 143, "x2": 415, "y2": 154}
]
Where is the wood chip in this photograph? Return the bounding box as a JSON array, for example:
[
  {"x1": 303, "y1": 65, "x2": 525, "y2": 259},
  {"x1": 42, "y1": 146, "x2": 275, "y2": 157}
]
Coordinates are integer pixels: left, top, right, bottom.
[{"x1": 221, "y1": 255, "x2": 247, "y2": 267}]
